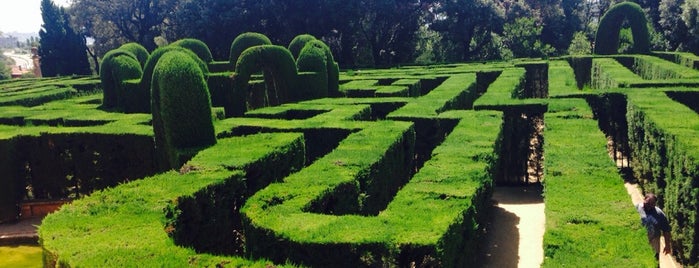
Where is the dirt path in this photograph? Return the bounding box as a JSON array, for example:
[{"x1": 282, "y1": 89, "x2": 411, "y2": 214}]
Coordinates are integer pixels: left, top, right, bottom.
[{"x1": 481, "y1": 185, "x2": 545, "y2": 268}]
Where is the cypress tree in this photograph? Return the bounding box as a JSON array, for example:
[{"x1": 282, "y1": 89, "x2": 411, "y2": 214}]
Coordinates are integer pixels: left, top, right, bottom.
[{"x1": 38, "y1": 0, "x2": 91, "y2": 77}]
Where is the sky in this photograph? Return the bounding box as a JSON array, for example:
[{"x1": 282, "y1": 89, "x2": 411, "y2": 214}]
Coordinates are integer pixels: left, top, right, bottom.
[{"x1": 0, "y1": 0, "x2": 70, "y2": 34}]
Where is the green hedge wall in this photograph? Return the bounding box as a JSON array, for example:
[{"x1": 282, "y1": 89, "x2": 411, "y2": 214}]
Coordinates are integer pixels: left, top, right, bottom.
[
  {"x1": 542, "y1": 98, "x2": 655, "y2": 267},
  {"x1": 171, "y1": 38, "x2": 214, "y2": 63},
  {"x1": 242, "y1": 111, "x2": 500, "y2": 266},
  {"x1": 615, "y1": 55, "x2": 699, "y2": 80},
  {"x1": 590, "y1": 58, "x2": 641, "y2": 89},
  {"x1": 229, "y1": 32, "x2": 272, "y2": 65},
  {"x1": 626, "y1": 91, "x2": 699, "y2": 264},
  {"x1": 99, "y1": 49, "x2": 141, "y2": 109},
  {"x1": 297, "y1": 40, "x2": 329, "y2": 100},
  {"x1": 230, "y1": 45, "x2": 297, "y2": 116},
  {"x1": 151, "y1": 50, "x2": 216, "y2": 170},
  {"x1": 594, "y1": 2, "x2": 651, "y2": 55},
  {"x1": 118, "y1": 42, "x2": 150, "y2": 67},
  {"x1": 39, "y1": 133, "x2": 304, "y2": 267},
  {"x1": 288, "y1": 34, "x2": 317, "y2": 59}
]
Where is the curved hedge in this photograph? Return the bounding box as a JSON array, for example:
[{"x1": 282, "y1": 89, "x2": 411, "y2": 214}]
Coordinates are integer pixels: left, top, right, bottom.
[
  {"x1": 151, "y1": 50, "x2": 216, "y2": 169},
  {"x1": 229, "y1": 32, "x2": 272, "y2": 65},
  {"x1": 288, "y1": 34, "x2": 317, "y2": 59},
  {"x1": 311, "y1": 39, "x2": 340, "y2": 97},
  {"x1": 594, "y1": 2, "x2": 651, "y2": 55},
  {"x1": 99, "y1": 49, "x2": 142, "y2": 109},
  {"x1": 171, "y1": 38, "x2": 214, "y2": 63},
  {"x1": 118, "y1": 43, "x2": 150, "y2": 67},
  {"x1": 228, "y1": 45, "x2": 297, "y2": 116},
  {"x1": 297, "y1": 40, "x2": 329, "y2": 99}
]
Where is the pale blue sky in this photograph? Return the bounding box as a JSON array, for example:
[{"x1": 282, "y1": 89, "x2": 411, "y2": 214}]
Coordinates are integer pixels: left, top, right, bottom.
[{"x1": 0, "y1": 0, "x2": 70, "y2": 34}]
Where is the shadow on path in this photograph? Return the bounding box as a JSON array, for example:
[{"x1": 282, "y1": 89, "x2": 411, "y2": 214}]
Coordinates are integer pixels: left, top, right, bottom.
[{"x1": 480, "y1": 185, "x2": 544, "y2": 268}]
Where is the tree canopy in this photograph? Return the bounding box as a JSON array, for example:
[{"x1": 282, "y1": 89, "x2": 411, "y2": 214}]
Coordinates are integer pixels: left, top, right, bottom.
[{"x1": 39, "y1": 0, "x2": 91, "y2": 77}]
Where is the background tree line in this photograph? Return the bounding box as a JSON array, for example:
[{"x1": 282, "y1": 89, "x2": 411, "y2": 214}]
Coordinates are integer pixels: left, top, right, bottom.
[{"x1": 39, "y1": 0, "x2": 699, "y2": 74}]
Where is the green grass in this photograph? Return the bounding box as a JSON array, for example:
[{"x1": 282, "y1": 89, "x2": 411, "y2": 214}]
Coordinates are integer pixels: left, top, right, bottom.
[{"x1": 0, "y1": 245, "x2": 43, "y2": 268}]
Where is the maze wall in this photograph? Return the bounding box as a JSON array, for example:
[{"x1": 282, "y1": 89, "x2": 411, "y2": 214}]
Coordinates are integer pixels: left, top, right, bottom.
[{"x1": 2, "y1": 53, "x2": 699, "y2": 266}]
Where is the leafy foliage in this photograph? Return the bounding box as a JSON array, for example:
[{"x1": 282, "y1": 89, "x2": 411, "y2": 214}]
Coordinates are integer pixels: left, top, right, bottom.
[{"x1": 39, "y1": 0, "x2": 92, "y2": 77}]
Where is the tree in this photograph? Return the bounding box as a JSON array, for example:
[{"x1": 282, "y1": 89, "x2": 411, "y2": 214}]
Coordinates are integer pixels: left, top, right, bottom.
[
  {"x1": 429, "y1": 0, "x2": 505, "y2": 61},
  {"x1": 682, "y1": 0, "x2": 699, "y2": 54},
  {"x1": 69, "y1": 0, "x2": 179, "y2": 55},
  {"x1": 39, "y1": 0, "x2": 91, "y2": 77},
  {"x1": 659, "y1": 0, "x2": 689, "y2": 50},
  {"x1": 503, "y1": 17, "x2": 554, "y2": 58}
]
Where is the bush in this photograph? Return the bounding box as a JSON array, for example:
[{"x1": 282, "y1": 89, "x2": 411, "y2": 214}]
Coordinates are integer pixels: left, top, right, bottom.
[
  {"x1": 288, "y1": 34, "x2": 316, "y2": 59},
  {"x1": 99, "y1": 49, "x2": 142, "y2": 109},
  {"x1": 171, "y1": 38, "x2": 214, "y2": 63},
  {"x1": 151, "y1": 50, "x2": 216, "y2": 169},
  {"x1": 118, "y1": 43, "x2": 150, "y2": 67},
  {"x1": 296, "y1": 40, "x2": 329, "y2": 100},
  {"x1": 229, "y1": 45, "x2": 297, "y2": 116},
  {"x1": 594, "y1": 2, "x2": 651, "y2": 55},
  {"x1": 229, "y1": 32, "x2": 272, "y2": 65},
  {"x1": 140, "y1": 46, "x2": 209, "y2": 112}
]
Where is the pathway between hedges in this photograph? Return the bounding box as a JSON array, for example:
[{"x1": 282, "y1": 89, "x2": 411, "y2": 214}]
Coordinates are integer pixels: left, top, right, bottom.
[{"x1": 481, "y1": 185, "x2": 545, "y2": 268}]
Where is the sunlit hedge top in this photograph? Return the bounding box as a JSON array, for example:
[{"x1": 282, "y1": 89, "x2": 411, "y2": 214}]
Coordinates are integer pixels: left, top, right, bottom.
[
  {"x1": 594, "y1": 1, "x2": 650, "y2": 55},
  {"x1": 99, "y1": 49, "x2": 142, "y2": 108},
  {"x1": 229, "y1": 32, "x2": 273, "y2": 64}
]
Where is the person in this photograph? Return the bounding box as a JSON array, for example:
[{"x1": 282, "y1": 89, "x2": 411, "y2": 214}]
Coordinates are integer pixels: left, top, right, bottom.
[{"x1": 636, "y1": 193, "x2": 672, "y2": 260}]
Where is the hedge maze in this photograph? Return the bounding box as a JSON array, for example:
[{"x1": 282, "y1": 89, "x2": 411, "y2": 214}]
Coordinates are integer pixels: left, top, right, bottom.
[{"x1": 2, "y1": 29, "x2": 699, "y2": 266}]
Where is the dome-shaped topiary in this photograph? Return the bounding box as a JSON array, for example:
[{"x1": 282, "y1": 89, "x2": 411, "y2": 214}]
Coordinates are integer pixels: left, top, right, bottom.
[
  {"x1": 594, "y1": 2, "x2": 651, "y2": 55},
  {"x1": 100, "y1": 49, "x2": 142, "y2": 109},
  {"x1": 118, "y1": 43, "x2": 150, "y2": 67},
  {"x1": 288, "y1": 34, "x2": 317, "y2": 59},
  {"x1": 141, "y1": 46, "x2": 209, "y2": 111},
  {"x1": 171, "y1": 38, "x2": 214, "y2": 63},
  {"x1": 229, "y1": 32, "x2": 272, "y2": 65},
  {"x1": 227, "y1": 45, "x2": 297, "y2": 116},
  {"x1": 151, "y1": 50, "x2": 216, "y2": 169},
  {"x1": 297, "y1": 41, "x2": 328, "y2": 100}
]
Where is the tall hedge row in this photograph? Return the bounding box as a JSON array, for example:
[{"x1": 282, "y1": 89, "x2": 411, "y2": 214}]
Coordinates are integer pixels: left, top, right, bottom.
[
  {"x1": 594, "y1": 2, "x2": 650, "y2": 55},
  {"x1": 297, "y1": 40, "x2": 329, "y2": 100},
  {"x1": 288, "y1": 34, "x2": 317, "y2": 59},
  {"x1": 118, "y1": 42, "x2": 150, "y2": 67},
  {"x1": 99, "y1": 49, "x2": 142, "y2": 109},
  {"x1": 626, "y1": 91, "x2": 699, "y2": 265},
  {"x1": 171, "y1": 38, "x2": 214, "y2": 63},
  {"x1": 151, "y1": 50, "x2": 216, "y2": 170}
]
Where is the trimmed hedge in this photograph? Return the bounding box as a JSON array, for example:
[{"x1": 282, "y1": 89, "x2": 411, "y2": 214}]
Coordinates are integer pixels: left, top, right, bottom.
[
  {"x1": 151, "y1": 50, "x2": 216, "y2": 170},
  {"x1": 230, "y1": 45, "x2": 297, "y2": 116},
  {"x1": 653, "y1": 51, "x2": 699, "y2": 70},
  {"x1": 242, "y1": 111, "x2": 501, "y2": 266},
  {"x1": 118, "y1": 42, "x2": 150, "y2": 67},
  {"x1": 171, "y1": 38, "x2": 214, "y2": 63},
  {"x1": 626, "y1": 90, "x2": 699, "y2": 265},
  {"x1": 99, "y1": 49, "x2": 141, "y2": 109},
  {"x1": 229, "y1": 32, "x2": 272, "y2": 65},
  {"x1": 542, "y1": 98, "x2": 655, "y2": 267},
  {"x1": 615, "y1": 55, "x2": 699, "y2": 80},
  {"x1": 288, "y1": 34, "x2": 317, "y2": 59},
  {"x1": 590, "y1": 57, "x2": 641, "y2": 89},
  {"x1": 39, "y1": 133, "x2": 304, "y2": 267},
  {"x1": 594, "y1": 2, "x2": 651, "y2": 55},
  {"x1": 297, "y1": 40, "x2": 329, "y2": 100}
]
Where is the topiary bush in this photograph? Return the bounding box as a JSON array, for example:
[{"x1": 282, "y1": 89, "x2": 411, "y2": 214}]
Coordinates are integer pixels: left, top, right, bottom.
[
  {"x1": 151, "y1": 50, "x2": 216, "y2": 170},
  {"x1": 99, "y1": 49, "x2": 142, "y2": 109},
  {"x1": 594, "y1": 2, "x2": 651, "y2": 55},
  {"x1": 118, "y1": 43, "x2": 150, "y2": 68},
  {"x1": 296, "y1": 40, "x2": 329, "y2": 100},
  {"x1": 228, "y1": 45, "x2": 297, "y2": 116},
  {"x1": 229, "y1": 32, "x2": 272, "y2": 65},
  {"x1": 288, "y1": 34, "x2": 317, "y2": 59},
  {"x1": 171, "y1": 38, "x2": 214, "y2": 63}
]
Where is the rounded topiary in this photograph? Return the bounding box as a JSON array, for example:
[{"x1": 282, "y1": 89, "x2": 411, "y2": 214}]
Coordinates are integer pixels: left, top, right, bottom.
[
  {"x1": 229, "y1": 32, "x2": 272, "y2": 65},
  {"x1": 594, "y1": 2, "x2": 651, "y2": 55},
  {"x1": 288, "y1": 34, "x2": 317, "y2": 59},
  {"x1": 228, "y1": 45, "x2": 297, "y2": 116},
  {"x1": 151, "y1": 50, "x2": 216, "y2": 169},
  {"x1": 100, "y1": 49, "x2": 141, "y2": 109},
  {"x1": 141, "y1": 46, "x2": 209, "y2": 109},
  {"x1": 118, "y1": 43, "x2": 150, "y2": 67},
  {"x1": 171, "y1": 38, "x2": 214, "y2": 63},
  {"x1": 297, "y1": 41, "x2": 328, "y2": 100}
]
